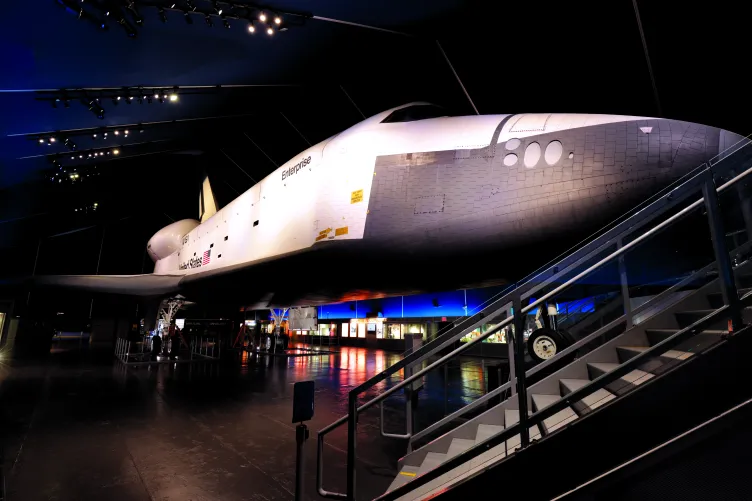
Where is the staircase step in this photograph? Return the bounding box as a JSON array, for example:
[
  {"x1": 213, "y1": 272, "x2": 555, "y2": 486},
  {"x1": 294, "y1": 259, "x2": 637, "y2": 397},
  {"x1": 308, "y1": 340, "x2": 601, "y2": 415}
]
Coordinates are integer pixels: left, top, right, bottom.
[
  {"x1": 505, "y1": 409, "x2": 542, "y2": 453},
  {"x1": 445, "y1": 438, "x2": 475, "y2": 459},
  {"x1": 387, "y1": 465, "x2": 420, "y2": 492},
  {"x1": 531, "y1": 394, "x2": 579, "y2": 434},
  {"x1": 587, "y1": 362, "x2": 654, "y2": 395},
  {"x1": 475, "y1": 424, "x2": 504, "y2": 443},
  {"x1": 707, "y1": 287, "x2": 752, "y2": 308},
  {"x1": 674, "y1": 309, "x2": 727, "y2": 329},
  {"x1": 559, "y1": 379, "x2": 616, "y2": 414},
  {"x1": 616, "y1": 345, "x2": 694, "y2": 375},
  {"x1": 418, "y1": 452, "x2": 447, "y2": 476},
  {"x1": 646, "y1": 328, "x2": 726, "y2": 354}
]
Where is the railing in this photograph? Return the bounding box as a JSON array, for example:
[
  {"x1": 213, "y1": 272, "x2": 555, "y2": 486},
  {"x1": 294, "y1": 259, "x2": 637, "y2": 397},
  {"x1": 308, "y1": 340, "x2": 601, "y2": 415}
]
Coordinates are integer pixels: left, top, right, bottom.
[{"x1": 317, "y1": 133, "x2": 752, "y2": 500}]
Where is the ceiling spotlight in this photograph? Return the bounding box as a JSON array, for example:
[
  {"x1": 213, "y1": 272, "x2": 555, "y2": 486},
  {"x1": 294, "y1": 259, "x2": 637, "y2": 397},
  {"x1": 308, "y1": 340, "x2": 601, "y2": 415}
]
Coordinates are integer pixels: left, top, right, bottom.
[
  {"x1": 104, "y1": 132, "x2": 108, "y2": 137},
  {"x1": 49, "y1": 137, "x2": 56, "y2": 143},
  {"x1": 38, "y1": 138, "x2": 44, "y2": 144},
  {"x1": 85, "y1": 99, "x2": 105, "y2": 119},
  {"x1": 248, "y1": 24, "x2": 255, "y2": 33},
  {"x1": 169, "y1": 93, "x2": 178, "y2": 102},
  {"x1": 113, "y1": 149, "x2": 120, "y2": 155},
  {"x1": 114, "y1": 130, "x2": 119, "y2": 135},
  {"x1": 79, "y1": 155, "x2": 83, "y2": 159},
  {"x1": 258, "y1": 11, "x2": 266, "y2": 22},
  {"x1": 71, "y1": 156, "x2": 75, "y2": 160},
  {"x1": 205, "y1": 15, "x2": 213, "y2": 27},
  {"x1": 267, "y1": 26, "x2": 273, "y2": 35},
  {"x1": 274, "y1": 15, "x2": 281, "y2": 25},
  {"x1": 106, "y1": 11, "x2": 110, "y2": 16},
  {"x1": 154, "y1": 92, "x2": 159, "y2": 98},
  {"x1": 124, "y1": 130, "x2": 129, "y2": 134},
  {"x1": 93, "y1": 134, "x2": 97, "y2": 138},
  {"x1": 171, "y1": 3, "x2": 176, "y2": 7}
]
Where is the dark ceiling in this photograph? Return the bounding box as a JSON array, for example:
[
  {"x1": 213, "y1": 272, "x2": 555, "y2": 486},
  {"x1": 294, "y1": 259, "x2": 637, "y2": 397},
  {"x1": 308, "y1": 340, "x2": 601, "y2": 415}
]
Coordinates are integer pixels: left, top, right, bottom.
[{"x1": 1, "y1": 0, "x2": 750, "y2": 278}]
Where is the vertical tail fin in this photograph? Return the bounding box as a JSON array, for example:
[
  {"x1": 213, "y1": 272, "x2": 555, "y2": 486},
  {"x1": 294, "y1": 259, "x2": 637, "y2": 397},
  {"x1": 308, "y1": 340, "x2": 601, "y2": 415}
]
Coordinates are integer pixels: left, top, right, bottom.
[{"x1": 199, "y1": 174, "x2": 218, "y2": 223}]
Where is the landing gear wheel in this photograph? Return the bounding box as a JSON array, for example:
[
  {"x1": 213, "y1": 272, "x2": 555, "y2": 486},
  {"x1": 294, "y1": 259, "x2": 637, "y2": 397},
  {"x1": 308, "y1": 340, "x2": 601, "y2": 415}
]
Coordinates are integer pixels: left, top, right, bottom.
[{"x1": 527, "y1": 328, "x2": 566, "y2": 363}]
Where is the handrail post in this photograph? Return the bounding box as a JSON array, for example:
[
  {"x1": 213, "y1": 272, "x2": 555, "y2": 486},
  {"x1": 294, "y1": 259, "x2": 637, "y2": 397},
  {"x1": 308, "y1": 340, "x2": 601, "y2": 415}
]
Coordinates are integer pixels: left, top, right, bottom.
[
  {"x1": 617, "y1": 238, "x2": 633, "y2": 329},
  {"x1": 347, "y1": 392, "x2": 357, "y2": 500},
  {"x1": 512, "y1": 294, "x2": 529, "y2": 448},
  {"x1": 703, "y1": 175, "x2": 743, "y2": 331},
  {"x1": 506, "y1": 319, "x2": 516, "y2": 396}
]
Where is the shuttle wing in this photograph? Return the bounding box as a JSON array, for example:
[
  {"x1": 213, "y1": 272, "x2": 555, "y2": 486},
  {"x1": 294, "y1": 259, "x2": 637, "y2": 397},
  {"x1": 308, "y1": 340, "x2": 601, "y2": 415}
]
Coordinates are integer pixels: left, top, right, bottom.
[{"x1": 34, "y1": 274, "x2": 183, "y2": 296}]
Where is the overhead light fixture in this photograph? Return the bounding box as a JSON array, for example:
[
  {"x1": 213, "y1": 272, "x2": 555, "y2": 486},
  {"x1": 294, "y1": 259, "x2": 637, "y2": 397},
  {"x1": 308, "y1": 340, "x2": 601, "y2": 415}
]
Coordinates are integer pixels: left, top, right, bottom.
[
  {"x1": 49, "y1": 137, "x2": 56, "y2": 143},
  {"x1": 267, "y1": 26, "x2": 273, "y2": 35},
  {"x1": 171, "y1": 3, "x2": 176, "y2": 7},
  {"x1": 93, "y1": 134, "x2": 97, "y2": 138},
  {"x1": 114, "y1": 130, "x2": 119, "y2": 135},
  {"x1": 85, "y1": 99, "x2": 105, "y2": 119},
  {"x1": 274, "y1": 15, "x2": 281, "y2": 25},
  {"x1": 124, "y1": 129, "x2": 129, "y2": 134},
  {"x1": 38, "y1": 138, "x2": 45, "y2": 144},
  {"x1": 169, "y1": 93, "x2": 178, "y2": 102},
  {"x1": 258, "y1": 12, "x2": 267, "y2": 22},
  {"x1": 104, "y1": 132, "x2": 108, "y2": 137},
  {"x1": 113, "y1": 149, "x2": 120, "y2": 155},
  {"x1": 248, "y1": 24, "x2": 255, "y2": 33},
  {"x1": 153, "y1": 91, "x2": 159, "y2": 98}
]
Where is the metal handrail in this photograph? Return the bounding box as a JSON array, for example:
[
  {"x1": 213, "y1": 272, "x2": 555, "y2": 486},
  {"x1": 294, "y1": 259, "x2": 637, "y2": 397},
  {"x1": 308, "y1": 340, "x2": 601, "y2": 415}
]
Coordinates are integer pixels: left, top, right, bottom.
[
  {"x1": 379, "y1": 293, "x2": 752, "y2": 501},
  {"x1": 318, "y1": 137, "x2": 752, "y2": 499},
  {"x1": 409, "y1": 247, "x2": 751, "y2": 445}
]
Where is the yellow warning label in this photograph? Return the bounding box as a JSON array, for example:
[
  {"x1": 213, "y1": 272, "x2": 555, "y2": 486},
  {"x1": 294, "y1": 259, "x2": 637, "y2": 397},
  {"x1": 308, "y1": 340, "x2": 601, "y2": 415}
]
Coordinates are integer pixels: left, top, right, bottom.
[
  {"x1": 335, "y1": 226, "x2": 349, "y2": 236},
  {"x1": 351, "y1": 189, "x2": 364, "y2": 204},
  {"x1": 399, "y1": 471, "x2": 417, "y2": 477},
  {"x1": 319, "y1": 228, "x2": 332, "y2": 235},
  {"x1": 315, "y1": 234, "x2": 327, "y2": 242}
]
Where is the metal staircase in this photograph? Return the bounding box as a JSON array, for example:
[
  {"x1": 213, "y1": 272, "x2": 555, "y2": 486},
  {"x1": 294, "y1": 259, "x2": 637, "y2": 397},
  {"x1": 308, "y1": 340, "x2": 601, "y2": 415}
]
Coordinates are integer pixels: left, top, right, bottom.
[{"x1": 316, "y1": 134, "x2": 752, "y2": 501}]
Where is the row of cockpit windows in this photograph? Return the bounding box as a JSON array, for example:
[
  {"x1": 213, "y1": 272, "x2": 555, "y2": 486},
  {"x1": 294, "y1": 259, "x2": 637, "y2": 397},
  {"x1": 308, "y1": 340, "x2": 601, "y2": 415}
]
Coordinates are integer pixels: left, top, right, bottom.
[{"x1": 503, "y1": 139, "x2": 570, "y2": 168}]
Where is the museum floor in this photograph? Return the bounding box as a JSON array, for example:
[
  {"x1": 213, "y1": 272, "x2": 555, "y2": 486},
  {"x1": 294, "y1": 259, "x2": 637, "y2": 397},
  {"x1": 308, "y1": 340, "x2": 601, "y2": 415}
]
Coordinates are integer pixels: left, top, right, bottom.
[{"x1": 0, "y1": 343, "x2": 496, "y2": 501}]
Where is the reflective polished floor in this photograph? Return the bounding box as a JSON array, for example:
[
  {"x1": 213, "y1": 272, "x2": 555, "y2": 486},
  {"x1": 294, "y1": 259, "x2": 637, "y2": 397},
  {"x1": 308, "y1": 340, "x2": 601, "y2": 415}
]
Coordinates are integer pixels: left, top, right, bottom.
[{"x1": 0, "y1": 342, "x2": 499, "y2": 501}]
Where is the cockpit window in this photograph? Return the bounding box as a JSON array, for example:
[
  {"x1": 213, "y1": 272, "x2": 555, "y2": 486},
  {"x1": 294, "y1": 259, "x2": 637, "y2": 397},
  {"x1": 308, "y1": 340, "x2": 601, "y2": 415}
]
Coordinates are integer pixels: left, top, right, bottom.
[{"x1": 381, "y1": 104, "x2": 450, "y2": 123}]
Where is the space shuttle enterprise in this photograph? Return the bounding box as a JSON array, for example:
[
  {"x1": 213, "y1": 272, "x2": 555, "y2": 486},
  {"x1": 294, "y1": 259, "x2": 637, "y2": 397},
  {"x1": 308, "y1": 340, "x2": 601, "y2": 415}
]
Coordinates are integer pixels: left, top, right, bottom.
[{"x1": 38, "y1": 103, "x2": 745, "y2": 308}]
